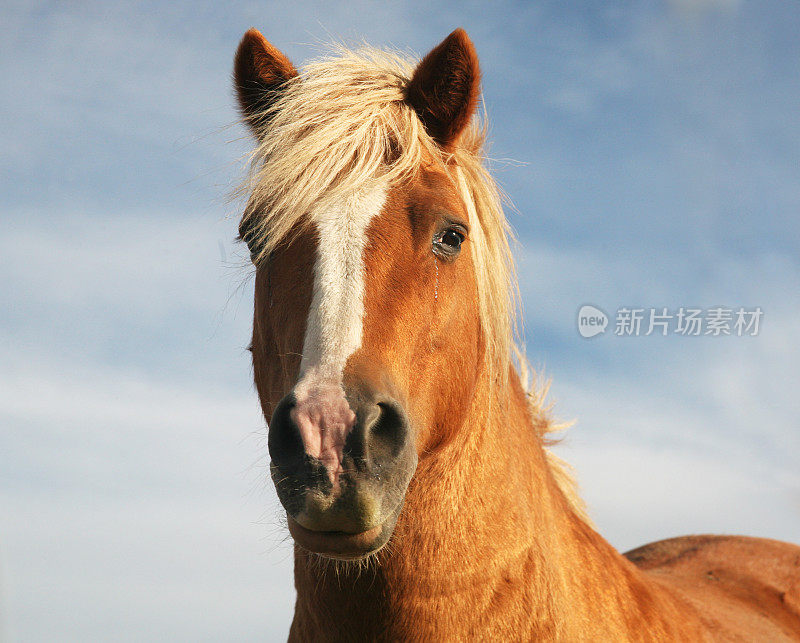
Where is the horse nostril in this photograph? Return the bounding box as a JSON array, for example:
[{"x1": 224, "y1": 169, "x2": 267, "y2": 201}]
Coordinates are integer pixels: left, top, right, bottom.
[
  {"x1": 268, "y1": 394, "x2": 304, "y2": 473},
  {"x1": 366, "y1": 400, "x2": 409, "y2": 461}
]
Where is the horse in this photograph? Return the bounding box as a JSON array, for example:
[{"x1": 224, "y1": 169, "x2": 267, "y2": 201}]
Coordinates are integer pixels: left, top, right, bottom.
[{"x1": 232, "y1": 27, "x2": 800, "y2": 641}]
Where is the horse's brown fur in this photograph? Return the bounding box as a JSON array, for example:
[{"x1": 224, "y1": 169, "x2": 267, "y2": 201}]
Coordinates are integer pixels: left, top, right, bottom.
[
  {"x1": 234, "y1": 28, "x2": 800, "y2": 641},
  {"x1": 405, "y1": 28, "x2": 481, "y2": 149}
]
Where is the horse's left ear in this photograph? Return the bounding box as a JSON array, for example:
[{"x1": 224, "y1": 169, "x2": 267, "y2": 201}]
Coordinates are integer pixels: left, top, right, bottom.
[
  {"x1": 234, "y1": 28, "x2": 298, "y2": 137},
  {"x1": 405, "y1": 28, "x2": 481, "y2": 149}
]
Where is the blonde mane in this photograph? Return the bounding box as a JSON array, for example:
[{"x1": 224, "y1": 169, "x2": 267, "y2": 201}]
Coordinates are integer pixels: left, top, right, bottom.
[{"x1": 237, "y1": 44, "x2": 588, "y2": 523}]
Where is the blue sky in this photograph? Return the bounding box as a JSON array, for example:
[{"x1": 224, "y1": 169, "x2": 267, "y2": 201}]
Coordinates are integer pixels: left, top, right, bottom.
[{"x1": 2, "y1": 1, "x2": 799, "y2": 640}]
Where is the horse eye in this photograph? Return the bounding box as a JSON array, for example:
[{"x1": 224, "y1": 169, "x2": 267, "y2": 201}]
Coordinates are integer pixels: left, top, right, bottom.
[
  {"x1": 441, "y1": 230, "x2": 464, "y2": 249},
  {"x1": 432, "y1": 226, "x2": 466, "y2": 259}
]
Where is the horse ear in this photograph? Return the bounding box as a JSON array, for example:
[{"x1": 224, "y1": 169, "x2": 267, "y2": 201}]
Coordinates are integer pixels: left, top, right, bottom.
[
  {"x1": 234, "y1": 28, "x2": 298, "y2": 136},
  {"x1": 405, "y1": 28, "x2": 481, "y2": 149}
]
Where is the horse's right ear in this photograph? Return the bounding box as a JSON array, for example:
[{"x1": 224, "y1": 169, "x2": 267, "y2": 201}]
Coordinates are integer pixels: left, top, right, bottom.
[
  {"x1": 405, "y1": 29, "x2": 481, "y2": 150},
  {"x1": 234, "y1": 28, "x2": 298, "y2": 136}
]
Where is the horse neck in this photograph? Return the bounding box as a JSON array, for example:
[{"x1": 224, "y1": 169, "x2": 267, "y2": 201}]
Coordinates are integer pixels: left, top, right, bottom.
[{"x1": 290, "y1": 364, "x2": 688, "y2": 639}]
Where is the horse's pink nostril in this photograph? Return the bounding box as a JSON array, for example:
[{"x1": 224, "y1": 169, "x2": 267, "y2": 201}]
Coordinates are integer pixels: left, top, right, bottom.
[{"x1": 290, "y1": 382, "x2": 357, "y2": 485}]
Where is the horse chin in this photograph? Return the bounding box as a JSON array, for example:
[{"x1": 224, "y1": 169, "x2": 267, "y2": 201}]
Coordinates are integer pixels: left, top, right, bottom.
[{"x1": 287, "y1": 512, "x2": 397, "y2": 561}]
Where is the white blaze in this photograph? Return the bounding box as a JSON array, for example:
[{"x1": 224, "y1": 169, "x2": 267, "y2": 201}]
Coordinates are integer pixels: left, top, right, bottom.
[
  {"x1": 299, "y1": 180, "x2": 388, "y2": 381},
  {"x1": 290, "y1": 181, "x2": 387, "y2": 476}
]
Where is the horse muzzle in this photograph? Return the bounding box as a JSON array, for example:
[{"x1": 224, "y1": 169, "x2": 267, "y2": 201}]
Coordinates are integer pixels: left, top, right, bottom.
[{"x1": 268, "y1": 383, "x2": 417, "y2": 559}]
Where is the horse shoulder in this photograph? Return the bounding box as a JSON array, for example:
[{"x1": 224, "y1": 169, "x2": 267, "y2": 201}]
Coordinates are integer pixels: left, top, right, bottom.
[{"x1": 625, "y1": 534, "x2": 800, "y2": 640}]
